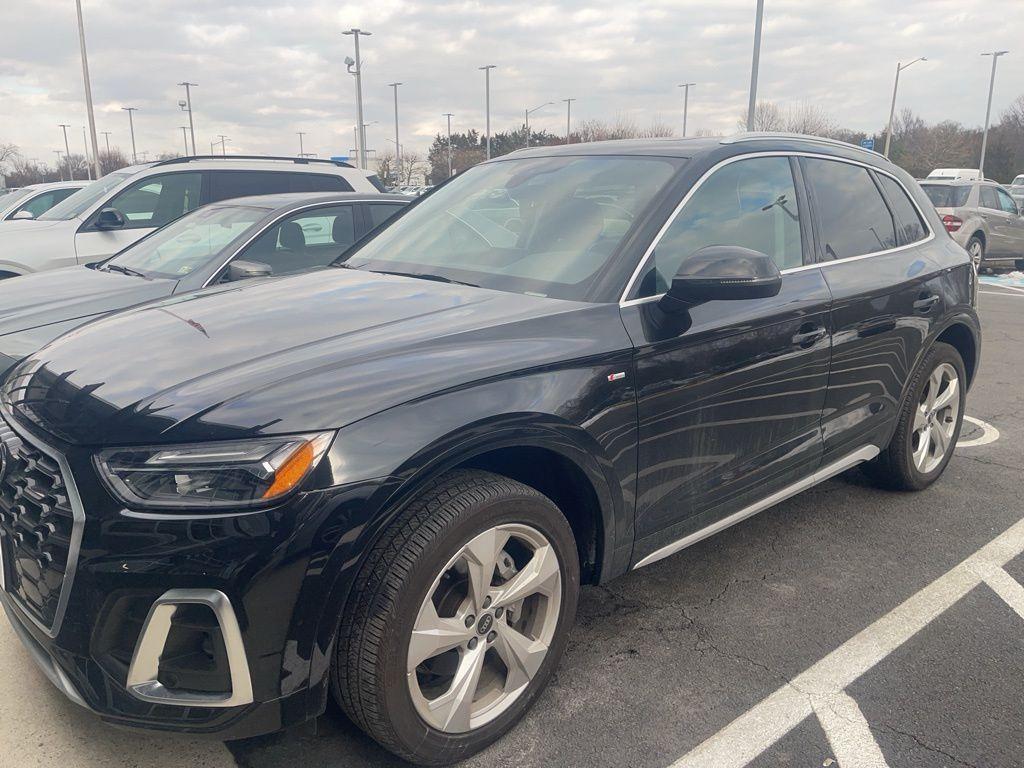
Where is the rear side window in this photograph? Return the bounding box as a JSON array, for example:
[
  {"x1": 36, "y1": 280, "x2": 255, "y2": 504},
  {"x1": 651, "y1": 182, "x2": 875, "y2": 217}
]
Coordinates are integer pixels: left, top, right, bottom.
[
  {"x1": 921, "y1": 184, "x2": 971, "y2": 208},
  {"x1": 979, "y1": 186, "x2": 1000, "y2": 210},
  {"x1": 289, "y1": 173, "x2": 354, "y2": 193},
  {"x1": 802, "y1": 158, "x2": 895, "y2": 259},
  {"x1": 210, "y1": 171, "x2": 291, "y2": 201},
  {"x1": 636, "y1": 156, "x2": 804, "y2": 296},
  {"x1": 101, "y1": 172, "x2": 203, "y2": 230},
  {"x1": 878, "y1": 175, "x2": 928, "y2": 245},
  {"x1": 367, "y1": 202, "x2": 406, "y2": 228}
]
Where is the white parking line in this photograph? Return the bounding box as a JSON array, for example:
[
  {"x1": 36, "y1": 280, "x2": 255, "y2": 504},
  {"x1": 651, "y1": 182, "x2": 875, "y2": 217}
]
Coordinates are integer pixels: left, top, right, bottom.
[
  {"x1": 812, "y1": 693, "x2": 889, "y2": 768},
  {"x1": 981, "y1": 567, "x2": 1024, "y2": 622},
  {"x1": 957, "y1": 416, "x2": 1001, "y2": 448},
  {"x1": 671, "y1": 516, "x2": 1024, "y2": 768}
]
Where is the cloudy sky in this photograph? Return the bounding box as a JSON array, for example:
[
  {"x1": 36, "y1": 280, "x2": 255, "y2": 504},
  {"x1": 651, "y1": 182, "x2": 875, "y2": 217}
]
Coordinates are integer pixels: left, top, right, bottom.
[{"x1": 2, "y1": 0, "x2": 1022, "y2": 165}]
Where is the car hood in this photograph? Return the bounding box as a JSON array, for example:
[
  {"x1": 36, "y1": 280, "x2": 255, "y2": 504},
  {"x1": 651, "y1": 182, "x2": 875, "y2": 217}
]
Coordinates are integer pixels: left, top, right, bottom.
[
  {"x1": 0, "y1": 267, "x2": 173, "y2": 338},
  {"x1": 0, "y1": 218, "x2": 71, "y2": 233},
  {"x1": 5, "y1": 268, "x2": 616, "y2": 446}
]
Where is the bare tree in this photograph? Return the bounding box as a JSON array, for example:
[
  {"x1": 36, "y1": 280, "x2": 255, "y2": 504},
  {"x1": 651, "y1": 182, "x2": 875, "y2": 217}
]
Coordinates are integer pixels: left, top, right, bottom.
[
  {"x1": 739, "y1": 101, "x2": 785, "y2": 132},
  {"x1": 400, "y1": 151, "x2": 427, "y2": 185},
  {"x1": 376, "y1": 151, "x2": 397, "y2": 187},
  {"x1": 99, "y1": 148, "x2": 129, "y2": 176}
]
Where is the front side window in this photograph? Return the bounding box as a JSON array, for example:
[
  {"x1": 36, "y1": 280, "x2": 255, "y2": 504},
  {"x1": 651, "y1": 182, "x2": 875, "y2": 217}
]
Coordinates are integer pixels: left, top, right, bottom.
[
  {"x1": 38, "y1": 171, "x2": 135, "y2": 221},
  {"x1": 239, "y1": 205, "x2": 358, "y2": 275},
  {"x1": 343, "y1": 155, "x2": 680, "y2": 301},
  {"x1": 878, "y1": 175, "x2": 928, "y2": 245},
  {"x1": 106, "y1": 204, "x2": 269, "y2": 279},
  {"x1": 99, "y1": 172, "x2": 203, "y2": 230},
  {"x1": 634, "y1": 156, "x2": 804, "y2": 297},
  {"x1": 996, "y1": 188, "x2": 1019, "y2": 215},
  {"x1": 803, "y1": 158, "x2": 895, "y2": 259}
]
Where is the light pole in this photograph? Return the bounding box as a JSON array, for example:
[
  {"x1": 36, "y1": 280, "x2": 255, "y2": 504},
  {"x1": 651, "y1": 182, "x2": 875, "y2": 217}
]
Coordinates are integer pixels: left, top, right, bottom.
[
  {"x1": 678, "y1": 83, "x2": 695, "y2": 137},
  {"x1": 479, "y1": 65, "x2": 496, "y2": 159},
  {"x1": 217, "y1": 135, "x2": 229, "y2": 156},
  {"x1": 979, "y1": 51, "x2": 1009, "y2": 178},
  {"x1": 746, "y1": 0, "x2": 765, "y2": 131},
  {"x1": 53, "y1": 150, "x2": 65, "y2": 181},
  {"x1": 122, "y1": 107, "x2": 138, "y2": 163},
  {"x1": 100, "y1": 130, "x2": 111, "y2": 155},
  {"x1": 562, "y1": 98, "x2": 575, "y2": 144},
  {"x1": 443, "y1": 112, "x2": 454, "y2": 177},
  {"x1": 179, "y1": 127, "x2": 189, "y2": 155},
  {"x1": 297, "y1": 131, "x2": 306, "y2": 157},
  {"x1": 525, "y1": 102, "x2": 553, "y2": 148},
  {"x1": 59, "y1": 124, "x2": 73, "y2": 180},
  {"x1": 81, "y1": 126, "x2": 93, "y2": 179},
  {"x1": 388, "y1": 82, "x2": 402, "y2": 182},
  {"x1": 343, "y1": 28, "x2": 372, "y2": 170},
  {"x1": 76, "y1": 0, "x2": 102, "y2": 179},
  {"x1": 883, "y1": 57, "x2": 926, "y2": 158},
  {"x1": 178, "y1": 82, "x2": 197, "y2": 154}
]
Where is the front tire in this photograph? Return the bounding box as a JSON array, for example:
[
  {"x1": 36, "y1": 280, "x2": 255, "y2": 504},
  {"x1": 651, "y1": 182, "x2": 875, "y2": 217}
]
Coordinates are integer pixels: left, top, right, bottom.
[
  {"x1": 865, "y1": 342, "x2": 966, "y2": 491},
  {"x1": 332, "y1": 469, "x2": 580, "y2": 766}
]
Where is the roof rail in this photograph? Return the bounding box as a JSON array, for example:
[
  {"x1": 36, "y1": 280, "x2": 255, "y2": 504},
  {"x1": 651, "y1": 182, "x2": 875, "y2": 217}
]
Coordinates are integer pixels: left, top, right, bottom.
[
  {"x1": 721, "y1": 132, "x2": 885, "y2": 158},
  {"x1": 152, "y1": 155, "x2": 355, "y2": 169}
]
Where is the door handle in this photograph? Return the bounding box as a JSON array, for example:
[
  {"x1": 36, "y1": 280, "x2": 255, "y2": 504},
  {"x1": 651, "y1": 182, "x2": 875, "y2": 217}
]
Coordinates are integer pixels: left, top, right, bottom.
[
  {"x1": 791, "y1": 324, "x2": 827, "y2": 347},
  {"x1": 913, "y1": 294, "x2": 940, "y2": 313}
]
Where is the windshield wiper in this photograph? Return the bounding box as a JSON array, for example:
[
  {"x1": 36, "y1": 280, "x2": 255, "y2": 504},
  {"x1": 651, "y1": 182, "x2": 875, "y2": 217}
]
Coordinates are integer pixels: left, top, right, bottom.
[
  {"x1": 368, "y1": 269, "x2": 479, "y2": 288},
  {"x1": 103, "y1": 263, "x2": 148, "y2": 279}
]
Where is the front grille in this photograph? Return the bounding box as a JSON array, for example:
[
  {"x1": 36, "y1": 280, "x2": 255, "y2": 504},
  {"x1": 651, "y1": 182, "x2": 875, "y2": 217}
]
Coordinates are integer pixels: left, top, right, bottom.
[{"x1": 0, "y1": 417, "x2": 78, "y2": 632}]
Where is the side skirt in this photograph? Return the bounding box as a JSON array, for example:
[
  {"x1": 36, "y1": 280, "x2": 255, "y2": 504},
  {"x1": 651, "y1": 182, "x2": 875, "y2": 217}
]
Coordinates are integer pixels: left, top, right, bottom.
[{"x1": 632, "y1": 445, "x2": 880, "y2": 570}]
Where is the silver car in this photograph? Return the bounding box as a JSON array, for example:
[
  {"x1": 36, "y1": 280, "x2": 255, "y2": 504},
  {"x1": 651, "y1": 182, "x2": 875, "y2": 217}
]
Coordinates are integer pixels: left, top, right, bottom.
[
  {"x1": 921, "y1": 179, "x2": 1024, "y2": 268},
  {"x1": 1008, "y1": 174, "x2": 1024, "y2": 208}
]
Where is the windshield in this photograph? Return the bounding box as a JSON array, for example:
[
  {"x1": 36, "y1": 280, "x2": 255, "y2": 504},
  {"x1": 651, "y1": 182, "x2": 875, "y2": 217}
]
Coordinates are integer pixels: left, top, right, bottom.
[
  {"x1": 106, "y1": 204, "x2": 270, "y2": 279},
  {"x1": 38, "y1": 171, "x2": 135, "y2": 221},
  {"x1": 921, "y1": 184, "x2": 971, "y2": 209},
  {"x1": 0, "y1": 188, "x2": 33, "y2": 210},
  {"x1": 343, "y1": 155, "x2": 680, "y2": 300}
]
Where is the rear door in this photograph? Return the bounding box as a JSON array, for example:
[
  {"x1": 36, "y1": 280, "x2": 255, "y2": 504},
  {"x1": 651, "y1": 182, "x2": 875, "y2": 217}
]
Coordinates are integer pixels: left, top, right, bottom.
[
  {"x1": 74, "y1": 172, "x2": 203, "y2": 262},
  {"x1": 995, "y1": 187, "x2": 1024, "y2": 258},
  {"x1": 621, "y1": 154, "x2": 832, "y2": 563},
  {"x1": 978, "y1": 185, "x2": 1012, "y2": 257},
  {"x1": 801, "y1": 156, "x2": 940, "y2": 462}
]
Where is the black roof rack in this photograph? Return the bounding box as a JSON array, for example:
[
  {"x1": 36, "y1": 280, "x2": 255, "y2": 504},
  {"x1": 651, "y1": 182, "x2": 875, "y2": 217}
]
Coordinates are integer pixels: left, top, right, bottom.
[{"x1": 152, "y1": 155, "x2": 355, "y2": 169}]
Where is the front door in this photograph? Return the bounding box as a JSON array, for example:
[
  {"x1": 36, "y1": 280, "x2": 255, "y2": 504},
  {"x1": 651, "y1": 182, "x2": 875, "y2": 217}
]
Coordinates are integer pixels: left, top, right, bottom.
[{"x1": 620, "y1": 154, "x2": 831, "y2": 564}]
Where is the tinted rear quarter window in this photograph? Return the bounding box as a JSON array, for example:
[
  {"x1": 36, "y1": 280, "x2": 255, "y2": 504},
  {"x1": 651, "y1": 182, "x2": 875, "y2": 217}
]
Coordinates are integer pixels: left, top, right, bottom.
[
  {"x1": 289, "y1": 173, "x2": 354, "y2": 193},
  {"x1": 368, "y1": 202, "x2": 406, "y2": 228},
  {"x1": 878, "y1": 175, "x2": 928, "y2": 245},
  {"x1": 802, "y1": 158, "x2": 895, "y2": 259},
  {"x1": 979, "y1": 186, "x2": 1000, "y2": 210}
]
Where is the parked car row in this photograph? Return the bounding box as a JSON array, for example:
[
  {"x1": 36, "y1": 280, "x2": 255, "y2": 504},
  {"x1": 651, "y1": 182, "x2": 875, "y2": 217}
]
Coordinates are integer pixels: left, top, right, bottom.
[
  {"x1": 0, "y1": 180, "x2": 87, "y2": 221},
  {"x1": 921, "y1": 178, "x2": 1024, "y2": 268},
  {"x1": 0, "y1": 136, "x2": 980, "y2": 766}
]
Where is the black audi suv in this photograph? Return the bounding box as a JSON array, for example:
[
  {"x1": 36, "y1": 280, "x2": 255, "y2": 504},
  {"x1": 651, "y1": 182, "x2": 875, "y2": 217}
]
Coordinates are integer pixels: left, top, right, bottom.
[{"x1": 0, "y1": 135, "x2": 979, "y2": 765}]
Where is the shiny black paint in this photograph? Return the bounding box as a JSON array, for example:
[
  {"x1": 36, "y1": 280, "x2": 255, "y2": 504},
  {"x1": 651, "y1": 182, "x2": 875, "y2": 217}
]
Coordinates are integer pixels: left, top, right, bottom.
[{"x1": 0, "y1": 136, "x2": 981, "y2": 741}]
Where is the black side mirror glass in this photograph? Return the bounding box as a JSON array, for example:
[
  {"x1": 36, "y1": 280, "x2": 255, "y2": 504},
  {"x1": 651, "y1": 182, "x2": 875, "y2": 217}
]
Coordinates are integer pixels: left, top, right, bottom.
[
  {"x1": 226, "y1": 259, "x2": 273, "y2": 282},
  {"x1": 660, "y1": 245, "x2": 783, "y2": 312},
  {"x1": 94, "y1": 207, "x2": 126, "y2": 230}
]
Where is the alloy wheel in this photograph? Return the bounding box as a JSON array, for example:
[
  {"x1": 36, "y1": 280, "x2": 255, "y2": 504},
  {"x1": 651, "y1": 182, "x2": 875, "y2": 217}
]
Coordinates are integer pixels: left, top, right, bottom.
[
  {"x1": 911, "y1": 362, "x2": 960, "y2": 474},
  {"x1": 407, "y1": 523, "x2": 562, "y2": 734}
]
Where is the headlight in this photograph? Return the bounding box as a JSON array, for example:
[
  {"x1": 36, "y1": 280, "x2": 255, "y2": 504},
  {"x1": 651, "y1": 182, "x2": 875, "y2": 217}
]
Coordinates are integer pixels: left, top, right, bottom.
[{"x1": 94, "y1": 432, "x2": 334, "y2": 510}]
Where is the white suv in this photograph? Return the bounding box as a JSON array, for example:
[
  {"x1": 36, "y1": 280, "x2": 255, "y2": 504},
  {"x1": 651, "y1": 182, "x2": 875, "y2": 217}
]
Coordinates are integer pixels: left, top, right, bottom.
[{"x1": 0, "y1": 156, "x2": 384, "y2": 277}]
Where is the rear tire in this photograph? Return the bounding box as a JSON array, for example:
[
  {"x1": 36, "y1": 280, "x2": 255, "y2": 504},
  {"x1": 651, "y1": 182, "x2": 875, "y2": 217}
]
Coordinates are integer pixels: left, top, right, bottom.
[
  {"x1": 864, "y1": 342, "x2": 966, "y2": 491},
  {"x1": 966, "y1": 236, "x2": 984, "y2": 270},
  {"x1": 331, "y1": 469, "x2": 580, "y2": 766}
]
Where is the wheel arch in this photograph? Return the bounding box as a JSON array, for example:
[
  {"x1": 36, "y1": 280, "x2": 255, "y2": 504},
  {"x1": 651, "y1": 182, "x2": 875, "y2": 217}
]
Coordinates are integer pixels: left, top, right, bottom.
[{"x1": 934, "y1": 319, "x2": 979, "y2": 389}]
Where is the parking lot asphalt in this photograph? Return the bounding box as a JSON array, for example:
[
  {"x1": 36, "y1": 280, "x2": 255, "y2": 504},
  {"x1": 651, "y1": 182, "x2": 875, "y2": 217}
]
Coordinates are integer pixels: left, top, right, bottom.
[{"x1": 2, "y1": 286, "x2": 1023, "y2": 768}]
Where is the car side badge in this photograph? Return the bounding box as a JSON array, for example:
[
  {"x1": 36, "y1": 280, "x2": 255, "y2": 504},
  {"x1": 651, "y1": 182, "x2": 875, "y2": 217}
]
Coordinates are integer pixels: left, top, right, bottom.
[{"x1": 607, "y1": 372, "x2": 626, "y2": 382}]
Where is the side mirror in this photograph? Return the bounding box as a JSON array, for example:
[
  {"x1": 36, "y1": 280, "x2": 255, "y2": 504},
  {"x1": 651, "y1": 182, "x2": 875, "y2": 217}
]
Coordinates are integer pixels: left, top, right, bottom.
[
  {"x1": 11, "y1": 210, "x2": 34, "y2": 220},
  {"x1": 226, "y1": 259, "x2": 272, "y2": 282},
  {"x1": 94, "y1": 207, "x2": 126, "y2": 231},
  {"x1": 660, "y1": 245, "x2": 782, "y2": 313}
]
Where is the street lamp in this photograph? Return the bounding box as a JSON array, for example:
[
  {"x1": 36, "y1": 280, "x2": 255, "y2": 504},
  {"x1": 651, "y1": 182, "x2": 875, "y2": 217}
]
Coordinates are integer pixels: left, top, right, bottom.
[
  {"x1": 479, "y1": 65, "x2": 496, "y2": 159},
  {"x1": 562, "y1": 98, "x2": 575, "y2": 144},
  {"x1": 53, "y1": 150, "x2": 65, "y2": 181},
  {"x1": 525, "y1": 102, "x2": 553, "y2": 148},
  {"x1": 297, "y1": 131, "x2": 307, "y2": 157},
  {"x1": 122, "y1": 107, "x2": 138, "y2": 163},
  {"x1": 678, "y1": 83, "x2": 695, "y2": 137},
  {"x1": 389, "y1": 82, "x2": 403, "y2": 182},
  {"x1": 76, "y1": 0, "x2": 101, "y2": 179},
  {"x1": 100, "y1": 131, "x2": 111, "y2": 155},
  {"x1": 979, "y1": 51, "x2": 1009, "y2": 178},
  {"x1": 81, "y1": 126, "x2": 93, "y2": 179},
  {"x1": 443, "y1": 113, "x2": 454, "y2": 177},
  {"x1": 883, "y1": 57, "x2": 926, "y2": 158},
  {"x1": 343, "y1": 28, "x2": 372, "y2": 170},
  {"x1": 179, "y1": 126, "x2": 189, "y2": 155},
  {"x1": 178, "y1": 82, "x2": 198, "y2": 155},
  {"x1": 746, "y1": 0, "x2": 765, "y2": 131},
  {"x1": 58, "y1": 124, "x2": 73, "y2": 180}
]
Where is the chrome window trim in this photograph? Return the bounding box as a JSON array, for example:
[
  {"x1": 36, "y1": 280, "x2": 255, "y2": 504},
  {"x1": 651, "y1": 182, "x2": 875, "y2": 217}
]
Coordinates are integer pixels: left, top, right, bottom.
[
  {"x1": 0, "y1": 409, "x2": 85, "y2": 639},
  {"x1": 618, "y1": 150, "x2": 936, "y2": 307},
  {"x1": 200, "y1": 198, "x2": 396, "y2": 288}
]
